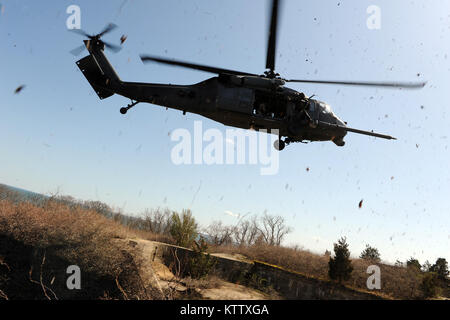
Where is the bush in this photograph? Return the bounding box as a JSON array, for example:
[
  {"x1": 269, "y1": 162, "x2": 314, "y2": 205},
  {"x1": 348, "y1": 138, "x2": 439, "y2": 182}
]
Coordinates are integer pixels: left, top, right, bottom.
[
  {"x1": 188, "y1": 238, "x2": 216, "y2": 279},
  {"x1": 420, "y1": 272, "x2": 440, "y2": 298},
  {"x1": 0, "y1": 199, "x2": 154, "y2": 299},
  {"x1": 328, "y1": 237, "x2": 353, "y2": 283},
  {"x1": 169, "y1": 209, "x2": 198, "y2": 248},
  {"x1": 406, "y1": 258, "x2": 421, "y2": 271},
  {"x1": 360, "y1": 244, "x2": 381, "y2": 262}
]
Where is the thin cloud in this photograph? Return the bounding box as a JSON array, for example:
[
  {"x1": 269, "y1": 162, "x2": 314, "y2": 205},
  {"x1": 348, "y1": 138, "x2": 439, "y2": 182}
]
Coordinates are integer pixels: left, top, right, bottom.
[{"x1": 224, "y1": 210, "x2": 240, "y2": 218}]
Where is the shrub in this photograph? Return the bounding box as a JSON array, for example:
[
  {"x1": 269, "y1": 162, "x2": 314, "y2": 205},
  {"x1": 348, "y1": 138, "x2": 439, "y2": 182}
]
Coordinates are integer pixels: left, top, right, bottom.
[
  {"x1": 188, "y1": 238, "x2": 216, "y2": 279},
  {"x1": 328, "y1": 237, "x2": 353, "y2": 283},
  {"x1": 420, "y1": 272, "x2": 440, "y2": 298},
  {"x1": 169, "y1": 209, "x2": 198, "y2": 248},
  {"x1": 0, "y1": 199, "x2": 154, "y2": 299}
]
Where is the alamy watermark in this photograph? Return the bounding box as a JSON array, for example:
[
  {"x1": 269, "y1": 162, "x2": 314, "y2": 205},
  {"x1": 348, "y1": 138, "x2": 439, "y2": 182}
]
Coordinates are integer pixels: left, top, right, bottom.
[
  {"x1": 66, "y1": 265, "x2": 81, "y2": 290},
  {"x1": 170, "y1": 121, "x2": 280, "y2": 175},
  {"x1": 66, "y1": 5, "x2": 81, "y2": 30},
  {"x1": 366, "y1": 5, "x2": 381, "y2": 30},
  {"x1": 366, "y1": 265, "x2": 381, "y2": 290}
]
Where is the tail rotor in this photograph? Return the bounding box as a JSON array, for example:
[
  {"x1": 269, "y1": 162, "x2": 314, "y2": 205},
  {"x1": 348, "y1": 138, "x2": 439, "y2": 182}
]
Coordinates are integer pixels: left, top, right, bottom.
[{"x1": 69, "y1": 23, "x2": 122, "y2": 56}]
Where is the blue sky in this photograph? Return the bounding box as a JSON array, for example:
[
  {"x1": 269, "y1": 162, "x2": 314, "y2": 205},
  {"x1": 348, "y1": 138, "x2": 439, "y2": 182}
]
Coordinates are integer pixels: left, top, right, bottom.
[{"x1": 0, "y1": 0, "x2": 448, "y2": 264}]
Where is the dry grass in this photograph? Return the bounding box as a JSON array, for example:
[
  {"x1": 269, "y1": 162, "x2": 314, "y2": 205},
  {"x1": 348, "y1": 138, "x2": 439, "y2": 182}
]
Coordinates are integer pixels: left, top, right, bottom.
[
  {"x1": 182, "y1": 275, "x2": 222, "y2": 290},
  {"x1": 0, "y1": 199, "x2": 162, "y2": 299},
  {"x1": 212, "y1": 244, "x2": 425, "y2": 299}
]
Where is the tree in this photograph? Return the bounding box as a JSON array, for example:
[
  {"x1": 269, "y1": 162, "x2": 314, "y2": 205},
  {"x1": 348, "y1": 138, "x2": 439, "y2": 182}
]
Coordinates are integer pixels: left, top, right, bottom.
[
  {"x1": 142, "y1": 208, "x2": 171, "y2": 234},
  {"x1": 189, "y1": 237, "x2": 217, "y2": 279},
  {"x1": 394, "y1": 260, "x2": 404, "y2": 268},
  {"x1": 360, "y1": 244, "x2": 381, "y2": 262},
  {"x1": 169, "y1": 209, "x2": 198, "y2": 248},
  {"x1": 233, "y1": 216, "x2": 260, "y2": 246},
  {"x1": 406, "y1": 258, "x2": 421, "y2": 271},
  {"x1": 422, "y1": 260, "x2": 432, "y2": 273},
  {"x1": 258, "y1": 213, "x2": 292, "y2": 246},
  {"x1": 420, "y1": 272, "x2": 440, "y2": 298},
  {"x1": 83, "y1": 200, "x2": 111, "y2": 216},
  {"x1": 204, "y1": 221, "x2": 234, "y2": 246},
  {"x1": 430, "y1": 258, "x2": 449, "y2": 280},
  {"x1": 328, "y1": 237, "x2": 353, "y2": 283}
]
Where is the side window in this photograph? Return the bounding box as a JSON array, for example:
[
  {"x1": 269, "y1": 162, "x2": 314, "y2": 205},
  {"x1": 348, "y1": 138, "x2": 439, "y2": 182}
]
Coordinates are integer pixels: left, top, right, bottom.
[{"x1": 309, "y1": 101, "x2": 315, "y2": 113}]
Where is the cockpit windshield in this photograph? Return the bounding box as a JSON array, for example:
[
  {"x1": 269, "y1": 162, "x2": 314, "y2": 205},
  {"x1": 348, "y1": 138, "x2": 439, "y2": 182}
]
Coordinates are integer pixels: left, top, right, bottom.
[
  {"x1": 317, "y1": 100, "x2": 337, "y2": 117},
  {"x1": 318, "y1": 101, "x2": 331, "y2": 112}
]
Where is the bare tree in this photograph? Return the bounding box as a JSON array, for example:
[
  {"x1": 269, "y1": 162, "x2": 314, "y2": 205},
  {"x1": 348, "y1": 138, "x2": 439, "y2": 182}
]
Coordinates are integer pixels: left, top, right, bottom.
[
  {"x1": 258, "y1": 213, "x2": 292, "y2": 246},
  {"x1": 142, "y1": 208, "x2": 172, "y2": 234},
  {"x1": 83, "y1": 200, "x2": 111, "y2": 216},
  {"x1": 204, "y1": 221, "x2": 234, "y2": 246},
  {"x1": 233, "y1": 216, "x2": 260, "y2": 246}
]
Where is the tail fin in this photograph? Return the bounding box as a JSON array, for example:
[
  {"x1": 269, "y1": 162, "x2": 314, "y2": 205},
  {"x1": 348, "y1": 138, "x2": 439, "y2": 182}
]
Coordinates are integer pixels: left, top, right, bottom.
[{"x1": 76, "y1": 46, "x2": 120, "y2": 100}]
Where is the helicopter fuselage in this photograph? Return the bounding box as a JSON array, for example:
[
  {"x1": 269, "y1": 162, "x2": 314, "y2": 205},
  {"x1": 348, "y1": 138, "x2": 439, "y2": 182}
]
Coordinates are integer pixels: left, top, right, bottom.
[
  {"x1": 118, "y1": 77, "x2": 346, "y2": 142},
  {"x1": 77, "y1": 48, "x2": 347, "y2": 146}
]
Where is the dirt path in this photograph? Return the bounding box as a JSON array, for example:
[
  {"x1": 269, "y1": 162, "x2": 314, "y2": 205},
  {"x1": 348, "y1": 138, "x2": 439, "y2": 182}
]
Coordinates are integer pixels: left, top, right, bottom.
[{"x1": 120, "y1": 238, "x2": 276, "y2": 300}]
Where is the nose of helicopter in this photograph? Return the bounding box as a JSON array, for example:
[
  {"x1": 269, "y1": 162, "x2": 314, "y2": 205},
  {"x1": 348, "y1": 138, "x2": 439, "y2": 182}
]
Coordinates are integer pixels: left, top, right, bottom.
[
  {"x1": 336, "y1": 117, "x2": 347, "y2": 129},
  {"x1": 332, "y1": 116, "x2": 347, "y2": 146}
]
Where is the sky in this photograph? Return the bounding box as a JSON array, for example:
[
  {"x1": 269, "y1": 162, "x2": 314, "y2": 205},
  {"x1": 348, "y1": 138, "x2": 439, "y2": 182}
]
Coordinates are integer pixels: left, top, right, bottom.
[{"x1": 0, "y1": 0, "x2": 448, "y2": 265}]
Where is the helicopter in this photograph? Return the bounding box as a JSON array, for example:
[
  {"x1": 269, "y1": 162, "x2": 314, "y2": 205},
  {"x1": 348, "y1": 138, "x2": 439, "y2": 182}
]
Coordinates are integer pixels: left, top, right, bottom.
[{"x1": 71, "y1": 0, "x2": 425, "y2": 151}]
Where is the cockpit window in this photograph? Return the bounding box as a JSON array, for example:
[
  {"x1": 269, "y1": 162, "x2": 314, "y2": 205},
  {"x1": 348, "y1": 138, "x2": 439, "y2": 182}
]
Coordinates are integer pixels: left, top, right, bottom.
[{"x1": 318, "y1": 100, "x2": 335, "y2": 116}]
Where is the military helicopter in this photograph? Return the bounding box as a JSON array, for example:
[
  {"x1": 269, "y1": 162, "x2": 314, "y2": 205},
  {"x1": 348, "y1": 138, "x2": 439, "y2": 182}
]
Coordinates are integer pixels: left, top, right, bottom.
[{"x1": 71, "y1": 0, "x2": 425, "y2": 150}]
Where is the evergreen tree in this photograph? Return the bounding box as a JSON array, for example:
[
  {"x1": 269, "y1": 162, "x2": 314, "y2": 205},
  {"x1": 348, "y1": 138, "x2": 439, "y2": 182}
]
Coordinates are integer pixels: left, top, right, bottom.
[
  {"x1": 328, "y1": 237, "x2": 353, "y2": 283},
  {"x1": 394, "y1": 260, "x2": 404, "y2": 267},
  {"x1": 406, "y1": 257, "x2": 421, "y2": 270},
  {"x1": 430, "y1": 258, "x2": 449, "y2": 280},
  {"x1": 360, "y1": 244, "x2": 381, "y2": 262},
  {"x1": 422, "y1": 260, "x2": 432, "y2": 272},
  {"x1": 189, "y1": 237, "x2": 217, "y2": 279},
  {"x1": 420, "y1": 272, "x2": 440, "y2": 298}
]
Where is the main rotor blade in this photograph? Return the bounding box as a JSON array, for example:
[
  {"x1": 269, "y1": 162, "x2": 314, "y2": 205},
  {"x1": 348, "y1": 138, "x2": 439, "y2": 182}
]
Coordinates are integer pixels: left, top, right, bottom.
[
  {"x1": 98, "y1": 23, "x2": 118, "y2": 37},
  {"x1": 318, "y1": 121, "x2": 396, "y2": 140},
  {"x1": 104, "y1": 41, "x2": 122, "y2": 53},
  {"x1": 266, "y1": 0, "x2": 280, "y2": 72},
  {"x1": 140, "y1": 55, "x2": 258, "y2": 76},
  {"x1": 285, "y1": 79, "x2": 426, "y2": 89}
]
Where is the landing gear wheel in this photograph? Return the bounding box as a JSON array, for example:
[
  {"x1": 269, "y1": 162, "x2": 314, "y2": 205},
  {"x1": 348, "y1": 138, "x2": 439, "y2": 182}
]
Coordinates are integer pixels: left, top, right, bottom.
[
  {"x1": 120, "y1": 101, "x2": 140, "y2": 115},
  {"x1": 274, "y1": 139, "x2": 285, "y2": 151}
]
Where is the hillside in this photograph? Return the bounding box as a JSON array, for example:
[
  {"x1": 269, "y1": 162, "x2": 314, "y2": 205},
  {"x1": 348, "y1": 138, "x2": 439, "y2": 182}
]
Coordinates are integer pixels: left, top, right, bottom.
[
  {"x1": 0, "y1": 186, "x2": 275, "y2": 299},
  {"x1": 0, "y1": 184, "x2": 448, "y2": 300}
]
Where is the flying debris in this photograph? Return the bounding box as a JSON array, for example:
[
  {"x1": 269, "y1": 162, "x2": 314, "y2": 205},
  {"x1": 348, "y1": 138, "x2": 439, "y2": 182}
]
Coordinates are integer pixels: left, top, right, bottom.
[{"x1": 14, "y1": 85, "x2": 25, "y2": 94}]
